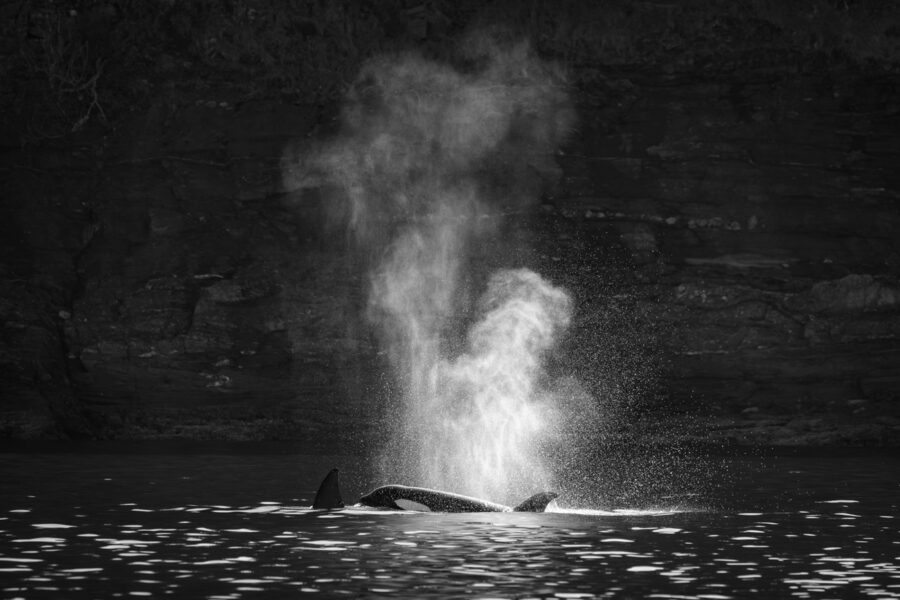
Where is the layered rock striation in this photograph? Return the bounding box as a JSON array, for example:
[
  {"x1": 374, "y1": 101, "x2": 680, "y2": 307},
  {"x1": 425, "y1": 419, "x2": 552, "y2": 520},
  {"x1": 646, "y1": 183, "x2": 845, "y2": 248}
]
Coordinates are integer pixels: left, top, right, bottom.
[{"x1": 1, "y1": 4, "x2": 898, "y2": 445}]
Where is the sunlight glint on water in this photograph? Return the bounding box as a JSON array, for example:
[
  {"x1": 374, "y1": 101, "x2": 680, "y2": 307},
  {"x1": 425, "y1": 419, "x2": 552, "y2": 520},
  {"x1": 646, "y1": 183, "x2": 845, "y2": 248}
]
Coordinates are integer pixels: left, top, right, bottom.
[{"x1": 0, "y1": 453, "x2": 897, "y2": 600}]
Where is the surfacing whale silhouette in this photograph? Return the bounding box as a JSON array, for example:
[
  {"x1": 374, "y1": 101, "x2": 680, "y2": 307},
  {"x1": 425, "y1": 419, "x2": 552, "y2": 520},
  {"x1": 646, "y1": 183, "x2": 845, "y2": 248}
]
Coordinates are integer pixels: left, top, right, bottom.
[
  {"x1": 311, "y1": 468, "x2": 558, "y2": 513},
  {"x1": 359, "y1": 485, "x2": 558, "y2": 513}
]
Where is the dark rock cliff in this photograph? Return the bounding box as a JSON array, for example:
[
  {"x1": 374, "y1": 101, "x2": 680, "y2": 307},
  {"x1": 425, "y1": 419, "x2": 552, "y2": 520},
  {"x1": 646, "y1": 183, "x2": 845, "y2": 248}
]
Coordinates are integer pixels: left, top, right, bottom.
[
  {"x1": 549, "y1": 68, "x2": 900, "y2": 445},
  {"x1": 1, "y1": 1, "x2": 898, "y2": 445}
]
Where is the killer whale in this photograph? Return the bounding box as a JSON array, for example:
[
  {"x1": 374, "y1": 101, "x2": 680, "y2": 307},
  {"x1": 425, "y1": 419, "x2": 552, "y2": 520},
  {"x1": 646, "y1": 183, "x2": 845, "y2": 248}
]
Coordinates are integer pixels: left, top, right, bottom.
[
  {"x1": 359, "y1": 485, "x2": 558, "y2": 513},
  {"x1": 311, "y1": 469, "x2": 558, "y2": 513}
]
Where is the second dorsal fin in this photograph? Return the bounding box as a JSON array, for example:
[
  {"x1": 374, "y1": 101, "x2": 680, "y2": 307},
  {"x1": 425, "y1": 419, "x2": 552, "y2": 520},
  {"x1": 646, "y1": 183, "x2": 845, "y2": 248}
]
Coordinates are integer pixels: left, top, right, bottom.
[{"x1": 513, "y1": 491, "x2": 558, "y2": 512}]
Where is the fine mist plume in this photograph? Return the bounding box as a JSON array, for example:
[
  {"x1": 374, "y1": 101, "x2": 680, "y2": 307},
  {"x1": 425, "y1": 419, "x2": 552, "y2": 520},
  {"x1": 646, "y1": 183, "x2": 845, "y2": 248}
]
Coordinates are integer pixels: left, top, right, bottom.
[
  {"x1": 420, "y1": 269, "x2": 572, "y2": 501},
  {"x1": 290, "y1": 31, "x2": 575, "y2": 504}
]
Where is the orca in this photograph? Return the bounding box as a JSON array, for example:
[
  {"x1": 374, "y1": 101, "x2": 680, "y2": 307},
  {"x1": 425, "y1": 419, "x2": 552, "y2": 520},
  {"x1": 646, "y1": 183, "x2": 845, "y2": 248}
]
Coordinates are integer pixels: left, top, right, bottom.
[
  {"x1": 358, "y1": 485, "x2": 558, "y2": 513},
  {"x1": 311, "y1": 469, "x2": 557, "y2": 513}
]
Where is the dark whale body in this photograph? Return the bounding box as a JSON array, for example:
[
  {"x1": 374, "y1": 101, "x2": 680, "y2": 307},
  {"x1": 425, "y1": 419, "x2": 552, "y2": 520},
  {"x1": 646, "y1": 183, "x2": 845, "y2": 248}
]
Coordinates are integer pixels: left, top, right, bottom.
[
  {"x1": 359, "y1": 484, "x2": 558, "y2": 513},
  {"x1": 311, "y1": 468, "x2": 557, "y2": 513}
]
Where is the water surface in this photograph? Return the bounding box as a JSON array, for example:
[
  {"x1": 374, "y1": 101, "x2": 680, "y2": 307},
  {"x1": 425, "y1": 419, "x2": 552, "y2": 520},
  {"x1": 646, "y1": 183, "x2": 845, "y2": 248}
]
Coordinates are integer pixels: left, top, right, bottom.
[{"x1": 0, "y1": 446, "x2": 897, "y2": 599}]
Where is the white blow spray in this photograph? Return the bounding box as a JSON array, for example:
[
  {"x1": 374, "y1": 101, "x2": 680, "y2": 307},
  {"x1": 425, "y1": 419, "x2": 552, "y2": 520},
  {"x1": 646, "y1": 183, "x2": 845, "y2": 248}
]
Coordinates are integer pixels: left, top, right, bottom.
[{"x1": 293, "y1": 33, "x2": 576, "y2": 504}]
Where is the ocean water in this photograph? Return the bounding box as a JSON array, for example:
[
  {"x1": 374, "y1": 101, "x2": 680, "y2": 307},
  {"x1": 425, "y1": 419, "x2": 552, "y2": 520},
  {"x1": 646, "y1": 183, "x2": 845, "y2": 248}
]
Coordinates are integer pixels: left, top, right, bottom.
[{"x1": 0, "y1": 445, "x2": 897, "y2": 599}]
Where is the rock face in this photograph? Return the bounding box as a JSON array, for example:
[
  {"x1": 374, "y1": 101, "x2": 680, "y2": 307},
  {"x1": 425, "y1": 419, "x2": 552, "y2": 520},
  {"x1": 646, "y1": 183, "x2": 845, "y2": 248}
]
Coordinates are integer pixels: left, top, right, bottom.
[
  {"x1": 546, "y1": 68, "x2": 900, "y2": 445},
  {"x1": 2, "y1": 63, "x2": 899, "y2": 444},
  {"x1": 1, "y1": 99, "x2": 376, "y2": 444}
]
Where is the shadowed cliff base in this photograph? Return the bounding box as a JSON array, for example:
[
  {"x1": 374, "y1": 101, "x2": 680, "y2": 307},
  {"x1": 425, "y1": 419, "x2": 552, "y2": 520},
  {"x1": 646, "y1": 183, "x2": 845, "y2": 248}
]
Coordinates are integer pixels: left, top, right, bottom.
[{"x1": 1, "y1": 0, "x2": 898, "y2": 446}]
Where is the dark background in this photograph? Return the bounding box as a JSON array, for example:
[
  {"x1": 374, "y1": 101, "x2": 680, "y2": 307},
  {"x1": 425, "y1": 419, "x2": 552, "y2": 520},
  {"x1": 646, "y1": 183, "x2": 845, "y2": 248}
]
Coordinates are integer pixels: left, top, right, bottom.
[{"x1": 1, "y1": 0, "x2": 898, "y2": 446}]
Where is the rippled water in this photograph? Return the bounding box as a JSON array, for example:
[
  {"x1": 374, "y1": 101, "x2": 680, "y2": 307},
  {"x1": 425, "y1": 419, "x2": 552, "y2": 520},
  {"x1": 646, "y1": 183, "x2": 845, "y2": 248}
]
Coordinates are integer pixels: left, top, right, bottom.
[{"x1": 0, "y1": 446, "x2": 897, "y2": 599}]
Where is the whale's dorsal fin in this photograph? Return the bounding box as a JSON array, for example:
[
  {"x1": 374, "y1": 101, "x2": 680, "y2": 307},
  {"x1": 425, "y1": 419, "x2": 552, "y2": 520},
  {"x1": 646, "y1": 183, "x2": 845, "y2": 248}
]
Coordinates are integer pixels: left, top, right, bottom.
[
  {"x1": 513, "y1": 491, "x2": 558, "y2": 512},
  {"x1": 312, "y1": 468, "x2": 344, "y2": 509}
]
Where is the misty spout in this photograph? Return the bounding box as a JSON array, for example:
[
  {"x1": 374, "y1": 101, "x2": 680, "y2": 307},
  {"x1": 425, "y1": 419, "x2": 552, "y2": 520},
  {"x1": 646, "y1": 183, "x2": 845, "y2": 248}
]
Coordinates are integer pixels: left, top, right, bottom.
[{"x1": 300, "y1": 34, "x2": 575, "y2": 504}]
